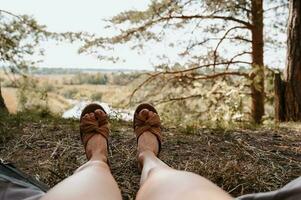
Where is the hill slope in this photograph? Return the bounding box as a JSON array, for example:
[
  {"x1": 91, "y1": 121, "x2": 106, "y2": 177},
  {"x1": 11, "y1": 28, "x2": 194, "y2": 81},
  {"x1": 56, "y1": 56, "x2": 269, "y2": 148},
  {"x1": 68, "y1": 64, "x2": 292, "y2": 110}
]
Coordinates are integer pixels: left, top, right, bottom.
[{"x1": 0, "y1": 113, "x2": 300, "y2": 199}]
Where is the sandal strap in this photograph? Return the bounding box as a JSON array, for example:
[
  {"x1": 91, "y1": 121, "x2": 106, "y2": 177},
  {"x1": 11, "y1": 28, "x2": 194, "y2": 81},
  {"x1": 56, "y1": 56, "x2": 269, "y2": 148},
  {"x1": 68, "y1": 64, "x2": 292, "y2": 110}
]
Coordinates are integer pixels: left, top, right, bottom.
[
  {"x1": 79, "y1": 103, "x2": 110, "y2": 160},
  {"x1": 134, "y1": 114, "x2": 161, "y2": 140},
  {"x1": 80, "y1": 116, "x2": 109, "y2": 148},
  {"x1": 133, "y1": 104, "x2": 162, "y2": 154}
]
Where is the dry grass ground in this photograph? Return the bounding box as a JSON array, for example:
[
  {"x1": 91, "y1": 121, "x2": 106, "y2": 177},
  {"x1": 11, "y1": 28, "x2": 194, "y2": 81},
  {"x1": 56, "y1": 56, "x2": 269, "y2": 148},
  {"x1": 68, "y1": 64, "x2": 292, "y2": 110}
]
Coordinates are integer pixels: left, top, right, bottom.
[{"x1": 0, "y1": 113, "x2": 300, "y2": 199}]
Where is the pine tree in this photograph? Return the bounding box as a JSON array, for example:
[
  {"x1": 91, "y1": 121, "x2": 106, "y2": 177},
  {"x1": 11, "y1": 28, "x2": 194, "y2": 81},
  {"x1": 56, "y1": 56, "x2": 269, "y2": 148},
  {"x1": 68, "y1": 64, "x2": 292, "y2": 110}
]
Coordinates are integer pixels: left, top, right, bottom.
[
  {"x1": 275, "y1": 0, "x2": 301, "y2": 121},
  {"x1": 81, "y1": 0, "x2": 288, "y2": 123}
]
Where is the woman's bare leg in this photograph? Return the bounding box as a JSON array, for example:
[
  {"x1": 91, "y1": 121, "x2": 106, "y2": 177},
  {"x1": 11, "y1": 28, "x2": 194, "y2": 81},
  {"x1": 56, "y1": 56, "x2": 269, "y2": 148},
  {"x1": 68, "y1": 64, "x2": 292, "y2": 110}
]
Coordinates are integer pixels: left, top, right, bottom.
[
  {"x1": 42, "y1": 120, "x2": 122, "y2": 200},
  {"x1": 136, "y1": 130, "x2": 233, "y2": 200}
]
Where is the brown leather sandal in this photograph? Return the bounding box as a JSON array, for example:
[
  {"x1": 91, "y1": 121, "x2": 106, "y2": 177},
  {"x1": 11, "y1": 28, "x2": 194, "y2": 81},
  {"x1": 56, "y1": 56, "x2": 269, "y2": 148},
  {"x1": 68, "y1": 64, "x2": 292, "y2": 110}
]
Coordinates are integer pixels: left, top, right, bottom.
[
  {"x1": 133, "y1": 103, "x2": 162, "y2": 155},
  {"x1": 80, "y1": 103, "x2": 110, "y2": 159}
]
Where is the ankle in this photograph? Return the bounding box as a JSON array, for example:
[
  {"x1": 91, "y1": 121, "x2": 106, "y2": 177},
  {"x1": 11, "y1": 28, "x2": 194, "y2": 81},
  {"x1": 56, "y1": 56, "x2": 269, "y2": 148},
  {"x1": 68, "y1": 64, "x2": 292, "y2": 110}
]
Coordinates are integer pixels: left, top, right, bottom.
[
  {"x1": 137, "y1": 131, "x2": 159, "y2": 156},
  {"x1": 90, "y1": 151, "x2": 108, "y2": 163},
  {"x1": 137, "y1": 150, "x2": 157, "y2": 171},
  {"x1": 138, "y1": 150, "x2": 156, "y2": 162},
  {"x1": 85, "y1": 134, "x2": 108, "y2": 161}
]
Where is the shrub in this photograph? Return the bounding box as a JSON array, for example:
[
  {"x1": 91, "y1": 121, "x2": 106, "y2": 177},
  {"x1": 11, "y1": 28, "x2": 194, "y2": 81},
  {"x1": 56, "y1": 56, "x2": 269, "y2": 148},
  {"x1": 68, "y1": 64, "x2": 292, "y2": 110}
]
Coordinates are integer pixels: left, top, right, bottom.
[
  {"x1": 64, "y1": 73, "x2": 109, "y2": 85},
  {"x1": 41, "y1": 81, "x2": 56, "y2": 92},
  {"x1": 61, "y1": 88, "x2": 79, "y2": 99},
  {"x1": 90, "y1": 92, "x2": 103, "y2": 101},
  {"x1": 17, "y1": 77, "x2": 51, "y2": 116},
  {"x1": 111, "y1": 72, "x2": 140, "y2": 85}
]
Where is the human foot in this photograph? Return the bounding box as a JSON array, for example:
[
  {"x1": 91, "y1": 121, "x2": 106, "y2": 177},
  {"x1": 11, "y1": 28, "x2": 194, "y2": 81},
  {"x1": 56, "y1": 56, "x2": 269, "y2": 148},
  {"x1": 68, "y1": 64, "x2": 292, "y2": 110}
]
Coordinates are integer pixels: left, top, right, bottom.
[
  {"x1": 133, "y1": 104, "x2": 162, "y2": 158},
  {"x1": 80, "y1": 104, "x2": 110, "y2": 162},
  {"x1": 136, "y1": 113, "x2": 160, "y2": 156}
]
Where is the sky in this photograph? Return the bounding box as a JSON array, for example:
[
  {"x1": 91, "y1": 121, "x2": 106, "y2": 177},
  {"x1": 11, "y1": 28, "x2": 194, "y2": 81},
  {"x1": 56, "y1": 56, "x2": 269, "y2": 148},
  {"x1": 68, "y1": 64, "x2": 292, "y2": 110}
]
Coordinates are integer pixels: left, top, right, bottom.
[
  {"x1": 0, "y1": 0, "x2": 287, "y2": 70},
  {"x1": 0, "y1": 0, "x2": 154, "y2": 69}
]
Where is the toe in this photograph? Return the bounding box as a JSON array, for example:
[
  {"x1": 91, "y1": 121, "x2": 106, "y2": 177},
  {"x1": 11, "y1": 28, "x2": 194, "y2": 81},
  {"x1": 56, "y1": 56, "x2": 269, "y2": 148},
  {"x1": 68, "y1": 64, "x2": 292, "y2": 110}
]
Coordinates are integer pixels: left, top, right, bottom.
[
  {"x1": 95, "y1": 109, "x2": 106, "y2": 119},
  {"x1": 83, "y1": 113, "x2": 90, "y2": 119},
  {"x1": 89, "y1": 113, "x2": 96, "y2": 120},
  {"x1": 139, "y1": 109, "x2": 150, "y2": 120},
  {"x1": 148, "y1": 111, "x2": 156, "y2": 118}
]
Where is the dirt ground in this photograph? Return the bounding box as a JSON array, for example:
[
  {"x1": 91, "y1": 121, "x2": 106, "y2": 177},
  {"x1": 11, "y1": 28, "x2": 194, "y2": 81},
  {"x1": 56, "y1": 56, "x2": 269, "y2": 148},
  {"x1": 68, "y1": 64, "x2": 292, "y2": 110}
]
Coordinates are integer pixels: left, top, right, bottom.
[{"x1": 0, "y1": 114, "x2": 300, "y2": 199}]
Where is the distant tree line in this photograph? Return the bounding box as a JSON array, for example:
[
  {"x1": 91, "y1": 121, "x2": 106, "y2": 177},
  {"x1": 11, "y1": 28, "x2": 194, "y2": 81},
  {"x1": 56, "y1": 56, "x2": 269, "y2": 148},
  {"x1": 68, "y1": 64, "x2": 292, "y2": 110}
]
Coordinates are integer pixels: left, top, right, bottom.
[
  {"x1": 63, "y1": 73, "x2": 109, "y2": 85},
  {"x1": 63, "y1": 72, "x2": 140, "y2": 86}
]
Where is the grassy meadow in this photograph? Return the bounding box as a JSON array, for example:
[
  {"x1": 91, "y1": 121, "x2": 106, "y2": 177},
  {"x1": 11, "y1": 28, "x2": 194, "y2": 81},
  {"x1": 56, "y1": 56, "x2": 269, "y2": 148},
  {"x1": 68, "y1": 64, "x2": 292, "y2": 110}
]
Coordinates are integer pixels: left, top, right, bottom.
[{"x1": 1, "y1": 70, "x2": 136, "y2": 115}]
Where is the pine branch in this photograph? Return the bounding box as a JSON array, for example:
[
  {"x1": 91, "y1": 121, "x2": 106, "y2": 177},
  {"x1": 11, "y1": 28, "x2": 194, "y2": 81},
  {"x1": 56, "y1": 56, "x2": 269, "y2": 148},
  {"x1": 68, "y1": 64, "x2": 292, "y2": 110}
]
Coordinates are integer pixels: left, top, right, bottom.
[
  {"x1": 129, "y1": 72, "x2": 162, "y2": 102},
  {"x1": 129, "y1": 61, "x2": 251, "y2": 102},
  {"x1": 233, "y1": 36, "x2": 252, "y2": 43},
  {"x1": 226, "y1": 52, "x2": 252, "y2": 70},
  {"x1": 110, "y1": 13, "x2": 253, "y2": 44},
  {"x1": 194, "y1": 71, "x2": 249, "y2": 80},
  {"x1": 0, "y1": 9, "x2": 23, "y2": 20},
  {"x1": 264, "y1": 3, "x2": 289, "y2": 12},
  {"x1": 162, "y1": 14, "x2": 253, "y2": 28},
  {"x1": 163, "y1": 61, "x2": 251, "y2": 75},
  {"x1": 155, "y1": 94, "x2": 204, "y2": 105},
  {"x1": 213, "y1": 26, "x2": 249, "y2": 71}
]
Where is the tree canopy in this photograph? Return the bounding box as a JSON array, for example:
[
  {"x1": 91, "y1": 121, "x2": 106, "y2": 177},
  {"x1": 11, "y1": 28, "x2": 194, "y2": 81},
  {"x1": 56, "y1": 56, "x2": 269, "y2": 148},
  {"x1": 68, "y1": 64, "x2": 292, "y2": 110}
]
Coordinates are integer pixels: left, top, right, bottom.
[
  {"x1": 0, "y1": 10, "x2": 85, "y2": 111},
  {"x1": 81, "y1": 0, "x2": 288, "y2": 124}
]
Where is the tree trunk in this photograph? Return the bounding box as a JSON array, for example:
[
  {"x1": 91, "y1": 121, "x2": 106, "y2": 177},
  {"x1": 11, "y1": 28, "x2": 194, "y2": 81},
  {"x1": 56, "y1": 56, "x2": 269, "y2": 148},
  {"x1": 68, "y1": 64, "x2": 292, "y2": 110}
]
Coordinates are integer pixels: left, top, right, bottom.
[
  {"x1": 0, "y1": 84, "x2": 8, "y2": 113},
  {"x1": 274, "y1": 73, "x2": 285, "y2": 121},
  {"x1": 275, "y1": 0, "x2": 301, "y2": 121},
  {"x1": 251, "y1": 0, "x2": 265, "y2": 124}
]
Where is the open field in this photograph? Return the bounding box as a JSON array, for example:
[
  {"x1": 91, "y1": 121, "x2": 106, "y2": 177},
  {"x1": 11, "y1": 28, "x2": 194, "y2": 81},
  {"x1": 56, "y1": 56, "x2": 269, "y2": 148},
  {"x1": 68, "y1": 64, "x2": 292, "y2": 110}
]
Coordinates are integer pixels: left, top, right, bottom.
[
  {"x1": 1, "y1": 70, "x2": 137, "y2": 116},
  {"x1": 2, "y1": 84, "x2": 132, "y2": 115}
]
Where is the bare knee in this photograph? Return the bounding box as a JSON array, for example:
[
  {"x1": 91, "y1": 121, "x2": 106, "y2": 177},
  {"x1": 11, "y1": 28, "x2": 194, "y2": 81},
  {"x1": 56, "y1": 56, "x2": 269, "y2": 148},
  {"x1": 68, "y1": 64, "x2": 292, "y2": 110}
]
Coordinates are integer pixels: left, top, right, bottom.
[
  {"x1": 137, "y1": 169, "x2": 233, "y2": 200},
  {"x1": 147, "y1": 168, "x2": 199, "y2": 183},
  {"x1": 75, "y1": 160, "x2": 109, "y2": 173},
  {"x1": 147, "y1": 166, "x2": 168, "y2": 177}
]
